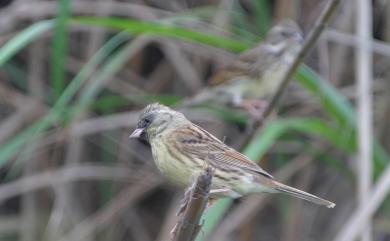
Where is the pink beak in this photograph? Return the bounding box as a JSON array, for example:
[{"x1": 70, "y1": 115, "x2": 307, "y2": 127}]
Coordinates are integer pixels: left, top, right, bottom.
[
  {"x1": 129, "y1": 128, "x2": 144, "y2": 138},
  {"x1": 291, "y1": 33, "x2": 303, "y2": 43}
]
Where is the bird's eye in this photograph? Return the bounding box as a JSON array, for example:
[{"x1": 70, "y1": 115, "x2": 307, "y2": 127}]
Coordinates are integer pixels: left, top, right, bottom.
[
  {"x1": 281, "y1": 31, "x2": 290, "y2": 37},
  {"x1": 144, "y1": 116, "x2": 152, "y2": 125}
]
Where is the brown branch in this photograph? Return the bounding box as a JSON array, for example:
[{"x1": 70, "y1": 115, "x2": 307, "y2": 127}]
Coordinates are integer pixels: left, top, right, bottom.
[
  {"x1": 171, "y1": 166, "x2": 214, "y2": 241},
  {"x1": 0, "y1": 165, "x2": 137, "y2": 203}
]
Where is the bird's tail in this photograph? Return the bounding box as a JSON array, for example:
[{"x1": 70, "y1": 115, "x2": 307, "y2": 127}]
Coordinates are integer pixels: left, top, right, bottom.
[{"x1": 271, "y1": 180, "x2": 335, "y2": 208}]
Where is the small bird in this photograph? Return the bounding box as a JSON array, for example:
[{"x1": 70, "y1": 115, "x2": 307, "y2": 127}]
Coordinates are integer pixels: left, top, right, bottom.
[
  {"x1": 185, "y1": 20, "x2": 303, "y2": 117},
  {"x1": 129, "y1": 103, "x2": 335, "y2": 208}
]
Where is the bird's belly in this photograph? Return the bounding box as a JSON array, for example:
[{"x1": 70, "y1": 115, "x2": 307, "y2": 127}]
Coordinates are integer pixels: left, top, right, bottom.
[
  {"x1": 150, "y1": 139, "x2": 270, "y2": 197},
  {"x1": 151, "y1": 141, "x2": 199, "y2": 187},
  {"x1": 243, "y1": 63, "x2": 288, "y2": 99}
]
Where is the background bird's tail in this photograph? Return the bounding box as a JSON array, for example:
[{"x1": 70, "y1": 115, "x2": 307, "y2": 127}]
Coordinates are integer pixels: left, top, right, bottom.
[{"x1": 272, "y1": 181, "x2": 335, "y2": 208}]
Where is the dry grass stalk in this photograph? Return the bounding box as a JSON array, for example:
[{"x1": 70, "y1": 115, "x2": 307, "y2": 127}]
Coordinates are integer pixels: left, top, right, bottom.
[{"x1": 171, "y1": 166, "x2": 214, "y2": 241}]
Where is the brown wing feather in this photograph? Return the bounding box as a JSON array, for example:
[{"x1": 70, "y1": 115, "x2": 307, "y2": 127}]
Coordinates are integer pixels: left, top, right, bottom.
[
  {"x1": 208, "y1": 43, "x2": 273, "y2": 86},
  {"x1": 221, "y1": 150, "x2": 273, "y2": 178},
  {"x1": 208, "y1": 69, "x2": 241, "y2": 86},
  {"x1": 171, "y1": 125, "x2": 273, "y2": 179}
]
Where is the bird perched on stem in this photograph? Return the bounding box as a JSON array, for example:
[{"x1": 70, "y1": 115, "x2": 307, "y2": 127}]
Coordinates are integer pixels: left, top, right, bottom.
[
  {"x1": 184, "y1": 20, "x2": 303, "y2": 117},
  {"x1": 129, "y1": 103, "x2": 335, "y2": 208}
]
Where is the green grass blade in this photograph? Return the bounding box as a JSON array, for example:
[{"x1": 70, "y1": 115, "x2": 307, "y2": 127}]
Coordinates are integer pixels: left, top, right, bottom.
[
  {"x1": 51, "y1": 0, "x2": 71, "y2": 101},
  {"x1": 244, "y1": 118, "x2": 349, "y2": 160},
  {"x1": 0, "y1": 33, "x2": 129, "y2": 166},
  {"x1": 0, "y1": 20, "x2": 54, "y2": 67},
  {"x1": 3, "y1": 61, "x2": 28, "y2": 91},
  {"x1": 252, "y1": 0, "x2": 270, "y2": 36},
  {"x1": 71, "y1": 17, "x2": 249, "y2": 52},
  {"x1": 296, "y1": 65, "x2": 355, "y2": 126},
  {"x1": 92, "y1": 94, "x2": 183, "y2": 110},
  {"x1": 230, "y1": 1, "x2": 259, "y2": 43},
  {"x1": 55, "y1": 33, "x2": 129, "y2": 111},
  {"x1": 296, "y1": 65, "x2": 389, "y2": 176},
  {"x1": 69, "y1": 38, "x2": 139, "y2": 119}
]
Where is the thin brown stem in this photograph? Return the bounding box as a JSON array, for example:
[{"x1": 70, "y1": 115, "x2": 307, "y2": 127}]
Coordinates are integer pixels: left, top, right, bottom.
[{"x1": 171, "y1": 166, "x2": 214, "y2": 241}]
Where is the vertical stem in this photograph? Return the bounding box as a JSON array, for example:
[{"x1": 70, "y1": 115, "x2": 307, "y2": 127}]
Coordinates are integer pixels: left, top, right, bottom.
[
  {"x1": 333, "y1": 163, "x2": 390, "y2": 241},
  {"x1": 51, "y1": 0, "x2": 70, "y2": 101},
  {"x1": 356, "y1": 0, "x2": 373, "y2": 241},
  {"x1": 21, "y1": 34, "x2": 47, "y2": 241}
]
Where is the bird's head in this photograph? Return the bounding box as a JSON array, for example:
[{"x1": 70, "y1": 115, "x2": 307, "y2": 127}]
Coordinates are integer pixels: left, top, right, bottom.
[
  {"x1": 264, "y1": 20, "x2": 303, "y2": 55},
  {"x1": 129, "y1": 103, "x2": 187, "y2": 142}
]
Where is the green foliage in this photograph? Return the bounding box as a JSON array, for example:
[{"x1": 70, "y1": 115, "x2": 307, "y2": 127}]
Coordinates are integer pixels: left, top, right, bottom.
[
  {"x1": 296, "y1": 65, "x2": 389, "y2": 177},
  {"x1": 51, "y1": 0, "x2": 70, "y2": 101},
  {"x1": 0, "y1": 32, "x2": 130, "y2": 166},
  {"x1": 252, "y1": 0, "x2": 271, "y2": 36},
  {"x1": 3, "y1": 61, "x2": 28, "y2": 91},
  {"x1": 0, "y1": 20, "x2": 54, "y2": 67},
  {"x1": 0, "y1": 5, "x2": 388, "y2": 241},
  {"x1": 72, "y1": 16, "x2": 249, "y2": 52}
]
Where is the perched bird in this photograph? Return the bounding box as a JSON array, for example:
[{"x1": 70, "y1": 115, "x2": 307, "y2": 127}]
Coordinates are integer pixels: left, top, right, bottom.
[
  {"x1": 129, "y1": 103, "x2": 335, "y2": 208},
  {"x1": 185, "y1": 20, "x2": 303, "y2": 117}
]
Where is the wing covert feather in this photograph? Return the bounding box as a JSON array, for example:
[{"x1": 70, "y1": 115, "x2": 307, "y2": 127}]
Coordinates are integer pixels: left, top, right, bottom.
[{"x1": 170, "y1": 126, "x2": 273, "y2": 179}]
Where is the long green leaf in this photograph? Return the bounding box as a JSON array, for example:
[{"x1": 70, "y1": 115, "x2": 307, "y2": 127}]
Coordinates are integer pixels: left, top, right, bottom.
[
  {"x1": 71, "y1": 16, "x2": 248, "y2": 52},
  {"x1": 0, "y1": 33, "x2": 129, "y2": 166},
  {"x1": 69, "y1": 37, "x2": 137, "y2": 119},
  {"x1": 252, "y1": 0, "x2": 270, "y2": 36},
  {"x1": 0, "y1": 20, "x2": 54, "y2": 67},
  {"x1": 296, "y1": 65, "x2": 355, "y2": 126},
  {"x1": 296, "y1": 65, "x2": 389, "y2": 176},
  {"x1": 51, "y1": 0, "x2": 71, "y2": 100},
  {"x1": 3, "y1": 61, "x2": 28, "y2": 91}
]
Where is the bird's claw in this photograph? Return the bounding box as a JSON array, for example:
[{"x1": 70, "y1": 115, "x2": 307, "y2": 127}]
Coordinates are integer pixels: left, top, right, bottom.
[
  {"x1": 235, "y1": 99, "x2": 269, "y2": 120},
  {"x1": 176, "y1": 187, "x2": 192, "y2": 217}
]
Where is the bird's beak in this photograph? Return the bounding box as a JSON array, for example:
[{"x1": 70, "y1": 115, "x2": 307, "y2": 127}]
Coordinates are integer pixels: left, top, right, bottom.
[
  {"x1": 291, "y1": 33, "x2": 304, "y2": 44},
  {"x1": 129, "y1": 128, "x2": 144, "y2": 138}
]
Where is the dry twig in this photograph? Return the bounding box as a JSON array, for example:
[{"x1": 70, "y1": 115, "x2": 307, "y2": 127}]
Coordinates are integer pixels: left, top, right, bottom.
[
  {"x1": 333, "y1": 162, "x2": 390, "y2": 241},
  {"x1": 356, "y1": 0, "x2": 374, "y2": 240},
  {"x1": 171, "y1": 166, "x2": 214, "y2": 241},
  {"x1": 0, "y1": 165, "x2": 135, "y2": 203}
]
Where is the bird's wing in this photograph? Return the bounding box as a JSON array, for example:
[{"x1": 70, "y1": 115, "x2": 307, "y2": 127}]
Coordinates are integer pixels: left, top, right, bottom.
[
  {"x1": 208, "y1": 42, "x2": 274, "y2": 87},
  {"x1": 171, "y1": 125, "x2": 273, "y2": 179},
  {"x1": 212, "y1": 149, "x2": 273, "y2": 179}
]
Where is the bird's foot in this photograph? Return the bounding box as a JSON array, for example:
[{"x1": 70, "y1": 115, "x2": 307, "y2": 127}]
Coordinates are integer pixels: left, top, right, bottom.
[
  {"x1": 170, "y1": 223, "x2": 178, "y2": 237},
  {"x1": 176, "y1": 187, "x2": 192, "y2": 217},
  {"x1": 235, "y1": 99, "x2": 269, "y2": 120},
  {"x1": 206, "y1": 197, "x2": 218, "y2": 209}
]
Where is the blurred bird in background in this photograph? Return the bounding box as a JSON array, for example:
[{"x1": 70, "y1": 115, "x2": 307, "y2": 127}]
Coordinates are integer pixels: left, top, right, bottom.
[{"x1": 184, "y1": 20, "x2": 303, "y2": 118}]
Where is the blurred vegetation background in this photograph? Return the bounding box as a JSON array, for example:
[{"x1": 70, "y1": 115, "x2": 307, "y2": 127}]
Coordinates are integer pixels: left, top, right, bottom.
[{"x1": 0, "y1": 0, "x2": 389, "y2": 241}]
